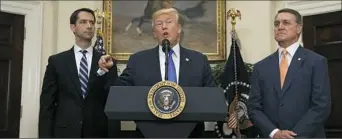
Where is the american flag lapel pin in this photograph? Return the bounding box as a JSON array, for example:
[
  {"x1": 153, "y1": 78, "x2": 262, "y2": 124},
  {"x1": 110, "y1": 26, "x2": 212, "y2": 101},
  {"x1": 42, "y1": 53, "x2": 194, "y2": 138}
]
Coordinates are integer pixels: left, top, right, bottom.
[{"x1": 185, "y1": 58, "x2": 189, "y2": 62}]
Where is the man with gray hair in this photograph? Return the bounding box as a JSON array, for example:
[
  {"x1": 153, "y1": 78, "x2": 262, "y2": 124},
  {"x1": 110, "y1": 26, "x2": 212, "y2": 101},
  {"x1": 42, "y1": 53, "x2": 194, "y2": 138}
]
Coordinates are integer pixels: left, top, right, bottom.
[
  {"x1": 97, "y1": 8, "x2": 215, "y2": 138},
  {"x1": 247, "y1": 8, "x2": 331, "y2": 138}
]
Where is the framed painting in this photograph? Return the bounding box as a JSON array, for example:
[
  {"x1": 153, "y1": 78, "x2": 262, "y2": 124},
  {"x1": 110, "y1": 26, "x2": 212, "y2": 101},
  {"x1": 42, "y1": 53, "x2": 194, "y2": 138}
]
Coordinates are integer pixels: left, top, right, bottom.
[{"x1": 102, "y1": 0, "x2": 226, "y2": 62}]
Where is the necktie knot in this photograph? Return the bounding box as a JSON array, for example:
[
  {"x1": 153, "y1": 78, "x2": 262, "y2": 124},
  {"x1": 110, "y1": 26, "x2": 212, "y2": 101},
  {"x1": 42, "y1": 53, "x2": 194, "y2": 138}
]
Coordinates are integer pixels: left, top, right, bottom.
[
  {"x1": 168, "y1": 49, "x2": 174, "y2": 57},
  {"x1": 80, "y1": 50, "x2": 87, "y2": 54},
  {"x1": 80, "y1": 50, "x2": 88, "y2": 57},
  {"x1": 282, "y1": 49, "x2": 288, "y2": 57}
]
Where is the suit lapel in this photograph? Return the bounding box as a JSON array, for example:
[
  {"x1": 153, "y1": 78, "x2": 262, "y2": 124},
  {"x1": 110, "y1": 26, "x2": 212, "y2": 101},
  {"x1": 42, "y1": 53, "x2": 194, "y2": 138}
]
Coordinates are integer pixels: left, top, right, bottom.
[
  {"x1": 85, "y1": 49, "x2": 101, "y2": 98},
  {"x1": 270, "y1": 51, "x2": 282, "y2": 97},
  {"x1": 153, "y1": 46, "x2": 163, "y2": 83},
  {"x1": 178, "y1": 46, "x2": 191, "y2": 86},
  {"x1": 67, "y1": 47, "x2": 84, "y2": 104},
  {"x1": 280, "y1": 46, "x2": 305, "y2": 96}
]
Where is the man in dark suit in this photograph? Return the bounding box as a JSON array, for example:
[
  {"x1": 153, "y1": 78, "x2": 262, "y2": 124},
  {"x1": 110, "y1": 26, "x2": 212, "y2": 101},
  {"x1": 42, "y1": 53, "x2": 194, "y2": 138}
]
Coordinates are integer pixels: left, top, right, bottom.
[
  {"x1": 247, "y1": 8, "x2": 331, "y2": 138},
  {"x1": 97, "y1": 8, "x2": 215, "y2": 138},
  {"x1": 39, "y1": 8, "x2": 119, "y2": 138}
]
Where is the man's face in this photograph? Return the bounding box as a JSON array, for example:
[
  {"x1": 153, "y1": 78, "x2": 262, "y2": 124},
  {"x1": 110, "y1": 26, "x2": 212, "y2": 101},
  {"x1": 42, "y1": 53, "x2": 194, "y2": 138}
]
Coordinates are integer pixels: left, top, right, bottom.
[
  {"x1": 153, "y1": 13, "x2": 181, "y2": 46},
  {"x1": 70, "y1": 11, "x2": 95, "y2": 41},
  {"x1": 274, "y1": 12, "x2": 302, "y2": 44}
]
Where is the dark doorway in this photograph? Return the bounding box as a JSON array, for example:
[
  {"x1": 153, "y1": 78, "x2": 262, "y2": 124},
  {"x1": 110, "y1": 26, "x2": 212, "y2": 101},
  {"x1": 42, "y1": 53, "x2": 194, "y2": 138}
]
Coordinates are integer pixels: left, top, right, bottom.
[
  {"x1": 303, "y1": 10, "x2": 342, "y2": 138},
  {"x1": 0, "y1": 11, "x2": 25, "y2": 137}
]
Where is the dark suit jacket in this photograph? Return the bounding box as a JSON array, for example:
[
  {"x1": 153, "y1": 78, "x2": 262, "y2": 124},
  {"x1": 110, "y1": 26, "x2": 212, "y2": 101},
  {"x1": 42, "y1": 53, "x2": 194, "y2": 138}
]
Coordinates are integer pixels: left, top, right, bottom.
[
  {"x1": 39, "y1": 47, "x2": 119, "y2": 138},
  {"x1": 247, "y1": 46, "x2": 331, "y2": 138},
  {"x1": 106, "y1": 45, "x2": 215, "y2": 137}
]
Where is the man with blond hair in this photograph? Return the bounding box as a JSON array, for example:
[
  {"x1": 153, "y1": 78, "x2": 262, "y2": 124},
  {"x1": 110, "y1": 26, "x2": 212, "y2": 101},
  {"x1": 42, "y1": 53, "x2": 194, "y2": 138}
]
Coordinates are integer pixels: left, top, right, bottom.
[{"x1": 97, "y1": 8, "x2": 215, "y2": 138}]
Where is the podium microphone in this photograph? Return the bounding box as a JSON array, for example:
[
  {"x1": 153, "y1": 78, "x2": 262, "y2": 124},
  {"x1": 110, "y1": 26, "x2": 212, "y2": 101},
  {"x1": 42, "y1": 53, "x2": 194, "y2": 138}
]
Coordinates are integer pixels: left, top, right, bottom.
[{"x1": 162, "y1": 39, "x2": 170, "y2": 81}]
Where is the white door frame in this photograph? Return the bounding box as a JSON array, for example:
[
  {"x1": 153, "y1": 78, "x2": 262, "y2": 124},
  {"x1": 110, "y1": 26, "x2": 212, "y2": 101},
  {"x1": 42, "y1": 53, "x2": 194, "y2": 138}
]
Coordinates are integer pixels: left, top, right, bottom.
[
  {"x1": 0, "y1": 1, "x2": 43, "y2": 138},
  {"x1": 285, "y1": 1, "x2": 341, "y2": 16}
]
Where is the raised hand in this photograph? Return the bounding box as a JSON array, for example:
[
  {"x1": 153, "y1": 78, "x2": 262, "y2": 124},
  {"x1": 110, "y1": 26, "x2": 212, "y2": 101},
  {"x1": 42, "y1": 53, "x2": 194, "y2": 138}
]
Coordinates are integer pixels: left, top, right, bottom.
[{"x1": 98, "y1": 55, "x2": 113, "y2": 72}]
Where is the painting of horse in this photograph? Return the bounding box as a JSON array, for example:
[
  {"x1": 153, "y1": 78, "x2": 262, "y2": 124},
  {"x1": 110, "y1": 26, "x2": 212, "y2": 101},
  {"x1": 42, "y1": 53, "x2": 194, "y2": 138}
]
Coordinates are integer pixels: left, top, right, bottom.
[{"x1": 103, "y1": 0, "x2": 226, "y2": 62}]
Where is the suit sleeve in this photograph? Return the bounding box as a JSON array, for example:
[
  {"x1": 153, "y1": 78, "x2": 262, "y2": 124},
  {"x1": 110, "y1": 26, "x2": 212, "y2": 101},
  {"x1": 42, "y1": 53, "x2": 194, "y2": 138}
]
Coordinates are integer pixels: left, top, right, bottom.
[
  {"x1": 247, "y1": 64, "x2": 277, "y2": 136},
  {"x1": 291, "y1": 57, "x2": 331, "y2": 137},
  {"x1": 202, "y1": 55, "x2": 215, "y2": 87},
  {"x1": 113, "y1": 56, "x2": 135, "y2": 86},
  {"x1": 100, "y1": 60, "x2": 119, "y2": 98},
  {"x1": 39, "y1": 56, "x2": 58, "y2": 137}
]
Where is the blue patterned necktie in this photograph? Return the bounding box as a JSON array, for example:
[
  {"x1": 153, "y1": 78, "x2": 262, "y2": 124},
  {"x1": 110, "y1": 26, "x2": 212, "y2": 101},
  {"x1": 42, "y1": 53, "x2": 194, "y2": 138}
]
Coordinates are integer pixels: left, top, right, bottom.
[
  {"x1": 168, "y1": 50, "x2": 177, "y2": 83},
  {"x1": 79, "y1": 50, "x2": 88, "y2": 99}
]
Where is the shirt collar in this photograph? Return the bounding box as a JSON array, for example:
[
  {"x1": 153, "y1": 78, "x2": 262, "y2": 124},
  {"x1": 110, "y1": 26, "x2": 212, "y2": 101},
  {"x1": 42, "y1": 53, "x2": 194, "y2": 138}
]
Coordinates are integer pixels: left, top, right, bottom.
[
  {"x1": 74, "y1": 44, "x2": 93, "y2": 54},
  {"x1": 278, "y1": 42, "x2": 299, "y2": 58},
  {"x1": 159, "y1": 42, "x2": 180, "y2": 58}
]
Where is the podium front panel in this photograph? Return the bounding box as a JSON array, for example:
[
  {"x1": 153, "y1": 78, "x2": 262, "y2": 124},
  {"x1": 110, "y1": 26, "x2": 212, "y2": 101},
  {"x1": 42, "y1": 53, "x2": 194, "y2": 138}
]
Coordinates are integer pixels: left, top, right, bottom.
[{"x1": 105, "y1": 86, "x2": 227, "y2": 122}]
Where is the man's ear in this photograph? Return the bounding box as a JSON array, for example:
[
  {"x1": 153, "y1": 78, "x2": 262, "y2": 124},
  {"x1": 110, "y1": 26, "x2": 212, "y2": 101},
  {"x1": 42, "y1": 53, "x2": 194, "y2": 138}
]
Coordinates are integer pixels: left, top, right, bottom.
[
  {"x1": 70, "y1": 24, "x2": 76, "y2": 33},
  {"x1": 153, "y1": 32, "x2": 157, "y2": 38},
  {"x1": 152, "y1": 27, "x2": 157, "y2": 38},
  {"x1": 297, "y1": 24, "x2": 303, "y2": 34},
  {"x1": 177, "y1": 24, "x2": 182, "y2": 33}
]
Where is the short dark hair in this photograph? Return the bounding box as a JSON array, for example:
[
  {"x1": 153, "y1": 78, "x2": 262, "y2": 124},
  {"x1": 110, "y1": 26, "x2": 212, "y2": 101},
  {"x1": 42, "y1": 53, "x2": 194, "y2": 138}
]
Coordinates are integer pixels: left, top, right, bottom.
[
  {"x1": 276, "y1": 8, "x2": 302, "y2": 25},
  {"x1": 70, "y1": 8, "x2": 96, "y2": 25}
]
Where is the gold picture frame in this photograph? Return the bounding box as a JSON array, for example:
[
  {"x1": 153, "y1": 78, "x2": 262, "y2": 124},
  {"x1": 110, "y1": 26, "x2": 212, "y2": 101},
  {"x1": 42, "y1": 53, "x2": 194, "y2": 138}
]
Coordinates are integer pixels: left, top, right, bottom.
[{"x1": 102, "y1": 0, "x2": 226, "y2": 62}]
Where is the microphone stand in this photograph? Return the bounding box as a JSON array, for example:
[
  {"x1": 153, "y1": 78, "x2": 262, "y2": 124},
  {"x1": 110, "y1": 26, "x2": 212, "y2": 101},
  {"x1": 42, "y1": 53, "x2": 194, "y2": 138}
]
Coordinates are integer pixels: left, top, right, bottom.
[
  {"x1": 164, "y1": 45, "x2": 169, "y2": 81},
  {"x1": 162, "y1": 39, "x2": 170, "y2": 81}
]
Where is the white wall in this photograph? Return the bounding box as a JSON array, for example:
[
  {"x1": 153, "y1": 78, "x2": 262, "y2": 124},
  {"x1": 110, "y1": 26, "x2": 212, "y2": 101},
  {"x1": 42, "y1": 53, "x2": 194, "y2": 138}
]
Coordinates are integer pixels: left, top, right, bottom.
[
  {"x1": 226, "y1": 1, "x2": 277, "y2": 64},
  {"x1": 17, "y1": 0, "x2": 340, "y2": 137}
]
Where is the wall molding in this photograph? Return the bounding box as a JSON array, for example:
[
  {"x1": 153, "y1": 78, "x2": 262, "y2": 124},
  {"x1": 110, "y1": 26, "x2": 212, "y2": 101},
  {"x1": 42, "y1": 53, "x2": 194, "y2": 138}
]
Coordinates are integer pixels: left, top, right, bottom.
[
  {"x1": 285, "y1": 1, "x2": 341, "y2": 16},
  {"x1": 0, "y1": 1, "x2": 43, "y2": 138}
]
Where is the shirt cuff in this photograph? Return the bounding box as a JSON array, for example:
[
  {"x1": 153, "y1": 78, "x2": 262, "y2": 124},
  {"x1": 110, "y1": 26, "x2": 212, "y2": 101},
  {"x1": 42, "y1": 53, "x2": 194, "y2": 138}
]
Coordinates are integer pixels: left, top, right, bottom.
[
  {"x1": 97, "y1": 68, "x2": 107, "y2": 76},
  {"x1": 269, "y1": 128, "x2": 279, "y2": 138}
]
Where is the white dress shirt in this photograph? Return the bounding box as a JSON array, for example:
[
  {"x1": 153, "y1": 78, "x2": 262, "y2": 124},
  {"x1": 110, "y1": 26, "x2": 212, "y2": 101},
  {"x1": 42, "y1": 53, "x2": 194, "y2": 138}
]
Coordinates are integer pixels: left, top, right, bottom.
[
  {"x1": 159, "y1": 43, "x2": 180, "y2": 83},
  {"x1": 74, "y1": 44, "x2": 93, "y2": 77},
  {"x1": 269, "y1": 41, "x2": 300, "y2": 138},
  {"x1": 278, "y1": 42, "x2": 300, "y2": 66}
]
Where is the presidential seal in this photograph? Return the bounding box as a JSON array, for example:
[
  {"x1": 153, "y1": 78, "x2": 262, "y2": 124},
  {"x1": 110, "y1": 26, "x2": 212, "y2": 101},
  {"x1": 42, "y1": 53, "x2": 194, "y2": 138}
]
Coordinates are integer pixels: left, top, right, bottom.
[{"x1": 147, "y1": 81, "x2": 186, "y2": 119}]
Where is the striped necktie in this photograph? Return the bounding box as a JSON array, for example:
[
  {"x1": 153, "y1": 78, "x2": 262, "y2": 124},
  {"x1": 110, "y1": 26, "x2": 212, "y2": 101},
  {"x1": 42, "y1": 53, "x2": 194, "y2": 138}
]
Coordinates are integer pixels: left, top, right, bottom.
[{"x1": 79, "y1": 50, "x2": 88, "y2": 99}]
